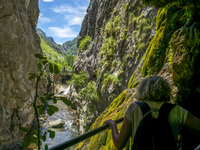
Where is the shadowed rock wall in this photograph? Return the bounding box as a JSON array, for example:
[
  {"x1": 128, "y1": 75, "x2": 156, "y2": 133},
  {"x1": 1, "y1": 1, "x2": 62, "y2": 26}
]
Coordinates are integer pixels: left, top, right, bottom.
[{"x1": 0, "y1": 0, "x2": 42, "y2": 149}]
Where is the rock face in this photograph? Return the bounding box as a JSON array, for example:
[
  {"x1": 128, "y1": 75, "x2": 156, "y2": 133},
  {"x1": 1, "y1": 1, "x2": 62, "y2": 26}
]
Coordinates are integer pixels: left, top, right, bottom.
[
  {"x1": 74, "y1": 0, "x2": 200, "y2": 150},
  {"x1": 0, "y1": 0, "x2": 43, "y2": 149},
  {"x1": 73, "y1": 0, "x2": 157, "y2": 113}
]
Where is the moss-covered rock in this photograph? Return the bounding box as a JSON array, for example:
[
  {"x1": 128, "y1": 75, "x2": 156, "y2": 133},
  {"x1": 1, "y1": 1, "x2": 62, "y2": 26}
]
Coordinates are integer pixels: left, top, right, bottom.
[
  {"x1": 141, "y1": 3, "x2": 188, "y2": 76},
  {"x1": 74, "y1": 0, "x2": 200, "y2": 150},
  {"x1": 75, "y1": 89, "x2": 136, "y2": 150}
]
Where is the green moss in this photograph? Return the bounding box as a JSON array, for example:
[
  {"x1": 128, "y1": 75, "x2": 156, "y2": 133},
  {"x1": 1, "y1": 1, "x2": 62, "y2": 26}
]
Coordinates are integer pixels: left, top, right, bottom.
[
  {"x1": 141, "y1": 3, "x2": 187, "y2": 76},
  {"x1": 128, "y1": 73, "x2": 138, "y2": 89}
]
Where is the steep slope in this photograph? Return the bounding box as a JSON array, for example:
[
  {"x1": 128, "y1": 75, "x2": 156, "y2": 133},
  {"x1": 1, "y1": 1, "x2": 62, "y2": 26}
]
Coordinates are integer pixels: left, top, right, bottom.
[
  {"x1": 73, "y1": 0, "x2": 157, "y2": 114},
  {"x1": 38, "y1": 34, "x2": 66, "y2": 70},
  {"x1": 62, "y1": 37, "x2": 78, "y2": 55},
  {"x1": 36, "y1": 28, "x2": 56, "y2": 44},
  {"x1": 0, "y1": 0, "x2": 45, "y2": 149},
  {"x1": 37, "y1": 28, "x2": 65, "y2": 54},
  {"x1": 37, "y1": 28, "x2": 76, "y2": 72},
  {"x1": 74, "y1": 0, "x2": 200, "y2": 149}
]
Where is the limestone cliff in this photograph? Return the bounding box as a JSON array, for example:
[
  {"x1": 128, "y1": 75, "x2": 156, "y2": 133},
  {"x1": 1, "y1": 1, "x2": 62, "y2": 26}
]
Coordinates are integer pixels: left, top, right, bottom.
[
  {"x1": 0, "y1": 0, "x2": 43, "y2": 149},
  {"x1": 73, "y1": 0, "x2": 157, "y2": 112},
  {"x1": 74, "y1": 0, "x2": 200, "y2": 149}
]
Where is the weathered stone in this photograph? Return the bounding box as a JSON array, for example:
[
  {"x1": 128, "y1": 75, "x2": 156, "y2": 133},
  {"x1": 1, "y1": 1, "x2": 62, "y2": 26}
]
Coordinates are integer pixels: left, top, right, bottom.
[
  {"x1": 0, "y1": 0, "x2": 44, "y2": 149},
  {"x1": 49, "y1": 119, "x2": 65, "y2": 128}
]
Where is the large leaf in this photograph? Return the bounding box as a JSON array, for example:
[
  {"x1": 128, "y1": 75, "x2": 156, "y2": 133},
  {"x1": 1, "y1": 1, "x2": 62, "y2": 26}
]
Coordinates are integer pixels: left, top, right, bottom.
[
  {"x1": 48, "y1": 130, "x2": 55, "y2": 139},
  {"x1": 43, "y1": 131, "x2": 47, "y2": 142},
  {"x1": 28, "y1": 73, "x2": 36, "y2": 80},
  {"x1": 52, "y1": 96, "x2": 57, "y2": 103},
  {"x1": 34, "y1": 54, "x2": 46, "y2": 59},
  {"x1": 19, "y1": 126, "x2": 29, "y2": 132},
  {"x1": 49, "y1": 63, "x2": 54, "y2": 73},
  {"x1": 40, "y1": 97, "x2": 46, "y2": 104},
  {"x1": 39, "y1": 106, "x2": 45, "y2": 115},
  {"x1": 43, "y1": 60, "x2": 48, "y2": 65},
  {"x1": 32, "y1": 136, "x2": 41, "y2": 146},
  {"x1": 45, "y1": 145, "x2": 48, "y2": 150},
  {"x1": 48, "y1": 105, "x2": 58, "y2": 112},
  {"x1": 47, "y1": 109, "x2": 55, "y2": 116},
  {"x1": 45, "y1": 93, "x2": 54, "y2": 100},
  {"x1": 33, "y1": 129, "x2": 39, "y2": 136},
  {"x1": 54, "y1": 64, "x2": 59, "y2": 74},
  {"x1": 60, "y1": 97, "x2": 71, "y2": 106},
  {"x1": 23, "y1": 135, "x2": 30, "y2": 148}
]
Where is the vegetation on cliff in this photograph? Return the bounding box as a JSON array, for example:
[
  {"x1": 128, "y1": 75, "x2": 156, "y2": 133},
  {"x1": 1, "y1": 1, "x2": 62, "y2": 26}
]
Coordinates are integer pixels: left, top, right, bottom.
[
  {"x1": 37, "y1": 35, "x2": 75, "y2": 73},
  {"x1": 74, "y1": 0, "x2": 200, "y2": 149}
]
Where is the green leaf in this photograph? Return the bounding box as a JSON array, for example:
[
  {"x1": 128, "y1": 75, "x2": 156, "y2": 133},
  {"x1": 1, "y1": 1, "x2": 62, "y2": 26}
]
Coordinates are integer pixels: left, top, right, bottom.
[
  {"x1": 54, "y1": 64, "x2": 59, "y2": 74},
  {"x1": 47, "y1": 109, "x2": 55, "y2": 116},
  {"x1": 28, "y1": 73, "x2": 36, "y2": 80},
  {"x1": 23, "y1": 135, "x2": 30, "y2": 148},
  {"x1": 43, "y1": 60, "x2": 48, "y2": 65},
  {"x1": 39, "y1": 106, "x2": 45, "y2": 115},
  {"x1": 33, "y1": 129, "x2": 39, "y2": 136},
  {"x1": 45, "y1": 145, "x2": 48, "y2": 150},
  {"x1": 34, "y1": 54, "x2": 46, "y2": 59},
  {"x1": 19, "y1": 126, "x2": 29, "y2": 132},
  {"x1": 36, "y1": 105, "x2": 43, "y2": 109},
  {"x1": 60, "y1": 97, "x2": 71, "y2": 106},
  {"x1": 32, "y1": 136, "x2": 41, "y2": 146},
  {"x1": 49, "y1": 63, "x2": 54, "y2": 73},
  {"x1": 39, "y1": 133, "x2": 43, "y2": 140},
  {"x1": 32, "y1": 136, "x2": 38, "y2": 145},
  {"x1": 52, "y1": 96, "x2": 57, "y2": 103},
  {"x1": 48, "y1": 105, "x2": 58, "y2": 112},
  {"x1": 45, "y1": 93, "x2": 54, "y2": 100},
  {"x1": 40, "y1": 97, "x2": 46, "y2": 104},
  {"x1": 48, "y1": 130, "x2": 55, "y2": 139},
  {"x1": 43, "y1": 131, "x2": 47, "y2": 142}
]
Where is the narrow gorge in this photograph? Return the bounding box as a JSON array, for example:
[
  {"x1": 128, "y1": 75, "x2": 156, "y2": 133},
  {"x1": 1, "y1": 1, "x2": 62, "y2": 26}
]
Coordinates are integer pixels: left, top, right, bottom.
[{"x1": 0, "y1": 0, "x2": 200, "y2": 149}]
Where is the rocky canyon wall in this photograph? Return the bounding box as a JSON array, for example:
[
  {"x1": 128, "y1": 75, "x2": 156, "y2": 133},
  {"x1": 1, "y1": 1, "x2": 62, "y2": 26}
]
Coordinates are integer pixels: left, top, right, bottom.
[
  {"x1": 73, "y1": 0, "x2": 157, "y2": 112},
  {"x1": 0, "y1": 0, "x2": 42, "y2": 149},
  {"x1": 74, "y1": 0, "x2": 200, "y2": 149}
]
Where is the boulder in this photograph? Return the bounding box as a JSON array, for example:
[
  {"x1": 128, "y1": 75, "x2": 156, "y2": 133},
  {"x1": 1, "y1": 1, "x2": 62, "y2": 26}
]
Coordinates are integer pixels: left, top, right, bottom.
[{"x1": 49, "y1": 119, "x2": 65, "y2": 128}]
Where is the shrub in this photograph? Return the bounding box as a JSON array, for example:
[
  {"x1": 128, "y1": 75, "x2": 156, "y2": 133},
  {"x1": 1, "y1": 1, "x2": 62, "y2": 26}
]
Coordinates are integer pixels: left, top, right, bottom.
[
  {"x1": 79, "y1": 81, "x2": 99, "y2": 131},
  {"x1": 79, "y1": 35, "x2": 92, "y2": 51},
  {"x1": 71, "y1": 71, "x2": 88, "y2": 90}
]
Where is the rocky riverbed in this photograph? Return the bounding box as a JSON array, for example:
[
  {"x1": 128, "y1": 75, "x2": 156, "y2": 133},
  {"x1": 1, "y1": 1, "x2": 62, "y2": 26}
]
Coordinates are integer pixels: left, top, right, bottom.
[{"x1": 39, "y1": 99, "x2": 79, "y2": 149}]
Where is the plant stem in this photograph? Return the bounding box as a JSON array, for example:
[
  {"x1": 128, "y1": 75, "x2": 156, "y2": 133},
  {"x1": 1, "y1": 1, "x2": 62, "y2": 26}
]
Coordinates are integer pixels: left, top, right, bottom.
[{"x1": 33, "y1": 75, "x2": 42, "y2": 150}]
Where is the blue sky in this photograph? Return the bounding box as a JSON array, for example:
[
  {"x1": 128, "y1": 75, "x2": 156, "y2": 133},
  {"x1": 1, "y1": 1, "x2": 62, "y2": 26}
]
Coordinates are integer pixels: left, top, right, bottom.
[{"x1": 37, "y1": 0, "x2": 90, "y2": 45}]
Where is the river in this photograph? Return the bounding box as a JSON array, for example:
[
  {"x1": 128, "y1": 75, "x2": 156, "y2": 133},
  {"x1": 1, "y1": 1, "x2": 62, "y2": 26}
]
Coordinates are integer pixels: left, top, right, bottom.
[{"x1": 40, "y1": 86, "x2": 79, "y2": 150}]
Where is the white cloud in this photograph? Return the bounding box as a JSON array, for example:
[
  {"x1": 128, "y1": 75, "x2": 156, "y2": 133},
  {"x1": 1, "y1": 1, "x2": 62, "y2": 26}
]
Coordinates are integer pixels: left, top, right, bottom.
[
  {"x1": 65, "y1": 16, "x2": 84, "y2": 26},
  {"x1": 43, "y1": 0, "x2": 54, "y2": 2},
  {"x1": 51, "y1": 5, "x2": 87, "y2": 26},
  {"x1": 52, "y1": 5, "x2": 86, "y2": 14},
  {"x1": 38, "y1": 14, "x2": 53, "y2": 24},
  {"x1": 48, "y1": 27, "x2": 78, "y2": 38}
]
